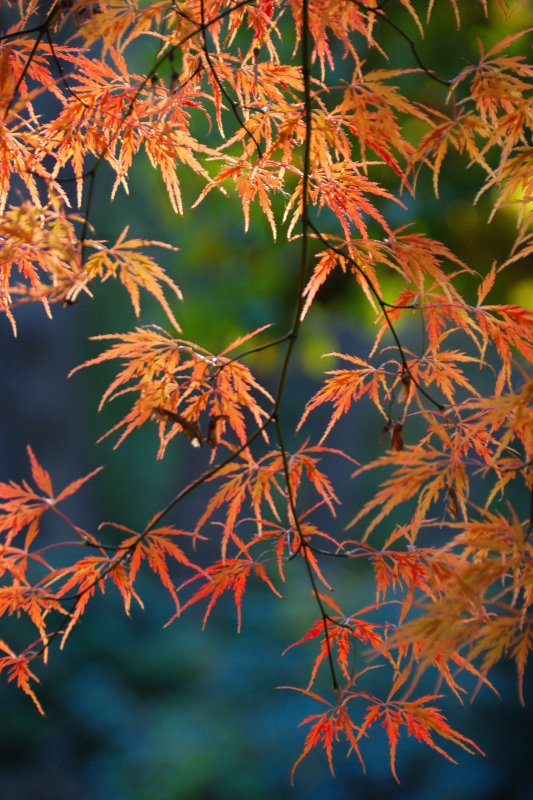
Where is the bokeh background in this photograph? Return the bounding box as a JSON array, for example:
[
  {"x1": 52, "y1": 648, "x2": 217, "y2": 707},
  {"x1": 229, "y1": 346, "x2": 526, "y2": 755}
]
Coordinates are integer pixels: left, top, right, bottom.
[{"x1": 1, "y1": 3, "x2": 532, "y2": 798}]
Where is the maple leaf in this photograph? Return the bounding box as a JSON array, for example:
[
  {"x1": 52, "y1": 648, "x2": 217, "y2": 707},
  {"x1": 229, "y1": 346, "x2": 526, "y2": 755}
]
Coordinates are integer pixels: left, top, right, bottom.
[
  {"x1": 101, "y1": 522, "x2": 206, "y2": 617},
  {"x1": 356, "y1": 697, "x2": 484, "y2": 782},
  {"x1": 0, "y1": 446, "x2": 102, "y2": 548},
  {"x1": 44, "y1": 554, "x2": 118, "y2": 646},
  {"x1": 0, "y1": 581, "x2": 67, "y2": 657},
  {"x1": 176, "y1": 556, "x2": 281, "y2": 632},
  {"x1": 283, "y1": 598, "x2": 384, "y2": 688},
  {"x1": 0, "y1": 641, "x2": 44, "y2": 715},
  {"x1": 194, "y1": 159, "x2": 282, "y2": 239},
  {"x1": 281, "y1": 688, "x2": 365, "y2": 781},
  {"x1": 300, "y1": 249, "x2": 347, "y2": 322},
  {"x1": 77, "y1": 2, "x2": 170, "y2": 55},
  {"x1": 84, "y1": 228, "x2": 182, "y2": 329},
  {"x1": 298, "y1": 353, "x2": 390, "y2": 441}
]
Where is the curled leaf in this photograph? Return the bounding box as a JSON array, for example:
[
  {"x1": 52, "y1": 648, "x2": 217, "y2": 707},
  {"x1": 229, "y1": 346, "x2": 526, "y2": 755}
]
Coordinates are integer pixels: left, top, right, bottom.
[
  {"x1": 153, "y1": 408, "x2": 203, "y2": 447},
  {"x1": 391, "y1": 423, "x2": 404, "y2": 452}
]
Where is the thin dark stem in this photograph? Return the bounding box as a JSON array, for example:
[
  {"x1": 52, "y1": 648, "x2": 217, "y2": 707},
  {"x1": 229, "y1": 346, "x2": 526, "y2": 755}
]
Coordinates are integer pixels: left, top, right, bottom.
[
  {"x1": 211, "y1": 331, "x2": 294, "y2": 378},
  {"x1": 526, "y1": 487, "x2": 533, "y2": 541},
  {"x1": 264, "y1": 0, "x2": 339, "y2": 693},
  {"x1": 1, "y1": 1, "x2": 65, "y2": 119},
  {"x1": 274, "y1": 416, "x2": 339, "y2": 690},
  {"x1": 349, "y1": 0, "x2": 451, "y2": 87},
  {"x1": 2, "y1": 28, "x2": 44, "y2": 121},
  {"x1": 80, "y1": 168, "x2": 96, "y2": 257},
  {"x1": 199, "y1": 0, "x2": 262, "y2": 157}
]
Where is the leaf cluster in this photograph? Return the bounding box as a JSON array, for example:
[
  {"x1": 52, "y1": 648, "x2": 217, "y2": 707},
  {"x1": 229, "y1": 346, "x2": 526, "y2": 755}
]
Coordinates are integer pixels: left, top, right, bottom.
[{"x1": 0, "y1": 0, "x2": 532, "y2": 783}]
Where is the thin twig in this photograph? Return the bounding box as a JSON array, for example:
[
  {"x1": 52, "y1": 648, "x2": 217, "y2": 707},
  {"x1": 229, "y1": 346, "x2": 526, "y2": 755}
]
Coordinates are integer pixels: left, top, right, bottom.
[{"x1": 349, "y1": 0, "x2": 452, "y2": 87}]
